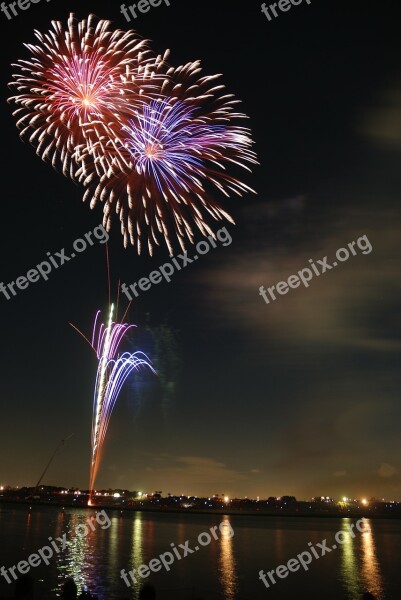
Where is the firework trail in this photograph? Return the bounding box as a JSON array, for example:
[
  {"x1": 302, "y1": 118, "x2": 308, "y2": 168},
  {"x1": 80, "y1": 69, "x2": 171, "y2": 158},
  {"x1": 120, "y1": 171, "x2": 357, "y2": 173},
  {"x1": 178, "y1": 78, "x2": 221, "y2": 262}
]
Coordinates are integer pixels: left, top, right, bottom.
[
  {"x1": 72, "y1": 304, "x2": 155, "y2": 498},
  {"x1": 9, "y1": 14, "x2": 257, "y2": 255}
]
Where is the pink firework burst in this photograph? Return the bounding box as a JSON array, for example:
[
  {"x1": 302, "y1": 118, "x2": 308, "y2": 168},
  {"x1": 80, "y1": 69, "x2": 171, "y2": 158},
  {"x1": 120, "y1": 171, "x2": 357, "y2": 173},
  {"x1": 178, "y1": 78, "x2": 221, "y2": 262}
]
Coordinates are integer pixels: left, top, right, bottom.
[{"x1": 8, "y1": 13, "x2": 161, "y2": 178}]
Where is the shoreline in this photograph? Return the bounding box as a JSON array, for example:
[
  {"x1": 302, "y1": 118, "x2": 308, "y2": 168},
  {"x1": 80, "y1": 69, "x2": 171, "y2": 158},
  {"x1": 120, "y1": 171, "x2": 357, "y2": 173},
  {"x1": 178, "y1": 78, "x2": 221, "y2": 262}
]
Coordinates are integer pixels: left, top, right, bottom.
[{"x1": 1, "y1": 497, "x2": 400, "y2": 519}]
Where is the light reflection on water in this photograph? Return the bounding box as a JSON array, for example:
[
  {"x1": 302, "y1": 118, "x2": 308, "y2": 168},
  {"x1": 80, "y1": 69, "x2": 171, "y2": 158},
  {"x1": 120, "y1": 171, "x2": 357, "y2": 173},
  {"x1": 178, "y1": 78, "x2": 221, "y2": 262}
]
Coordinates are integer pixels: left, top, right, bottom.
[
  {"x1": 107, "y1": 515, "x2": 121, "y2": 593},
  {"x1": 341, "y1": 518, "x2": 360, "y2": 599},
  {"x1": 4, "y1": 507, "x2": 400, "y2": 600},
  {"x1": 360, "y1": 521, "x2": 384, "y2": 599},
  {"x1": 218, "y1": 517, "x2": 238, "y2": 600},
  {"x1": 53, "y1": 511, "x2": 107, "y2": 598},
  {"x1": 340, "y1": 518, "x2": 385, "y2": 600},
  {"x1": 128, "y1": 512, "x2": 144, "y2": 597},
  {"x1": 55, "y1": 513, "x2": 89, "y2": 594}
]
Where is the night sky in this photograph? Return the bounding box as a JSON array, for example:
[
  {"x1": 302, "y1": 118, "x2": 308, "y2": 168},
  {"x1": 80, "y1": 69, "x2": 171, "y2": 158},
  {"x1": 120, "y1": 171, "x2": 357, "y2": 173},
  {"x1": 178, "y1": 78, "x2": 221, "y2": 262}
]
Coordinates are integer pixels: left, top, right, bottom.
[{"x1": 0, "y1": 0, "x2": 400, "y2": 500}]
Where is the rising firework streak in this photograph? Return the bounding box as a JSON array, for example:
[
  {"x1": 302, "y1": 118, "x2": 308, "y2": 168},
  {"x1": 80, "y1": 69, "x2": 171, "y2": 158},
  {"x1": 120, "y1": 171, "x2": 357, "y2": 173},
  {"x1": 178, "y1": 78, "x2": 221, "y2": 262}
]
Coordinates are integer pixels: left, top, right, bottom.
[{"x1": 71, "y1": 304, "x2": 155, "y2": 501}]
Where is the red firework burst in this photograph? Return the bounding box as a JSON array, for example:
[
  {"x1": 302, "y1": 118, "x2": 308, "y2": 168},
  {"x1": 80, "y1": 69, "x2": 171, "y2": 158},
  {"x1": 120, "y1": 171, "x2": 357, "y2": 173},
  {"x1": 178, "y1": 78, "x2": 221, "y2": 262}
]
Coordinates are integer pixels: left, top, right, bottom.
[{"x1": 8, "y1": 13, "x2": 160, "y2": 178}]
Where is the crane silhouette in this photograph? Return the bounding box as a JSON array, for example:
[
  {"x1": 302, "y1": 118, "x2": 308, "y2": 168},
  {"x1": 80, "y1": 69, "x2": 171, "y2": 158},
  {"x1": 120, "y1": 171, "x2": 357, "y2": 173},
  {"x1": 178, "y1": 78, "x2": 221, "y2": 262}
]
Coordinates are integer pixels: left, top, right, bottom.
[{"x1": 35, "y1": 434, "x2": 74, "y2": 492}]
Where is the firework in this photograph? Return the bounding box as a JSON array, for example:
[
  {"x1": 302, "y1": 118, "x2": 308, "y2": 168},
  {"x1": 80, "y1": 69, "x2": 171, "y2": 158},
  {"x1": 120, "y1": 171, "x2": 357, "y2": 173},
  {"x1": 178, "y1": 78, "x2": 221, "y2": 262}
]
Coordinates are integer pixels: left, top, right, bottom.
[
  {"x1": 73, "y1": 305, "x2": 155, "y2": 498},
  {"x1": 77, "y1": 61, "x2": 258, "y2": 255},
  {"x1": 10, "y1": 15, "x2": 257, "y2": 255},
  {"x1": 8, "y1": 13, "x2": 161, "y2": 178}
]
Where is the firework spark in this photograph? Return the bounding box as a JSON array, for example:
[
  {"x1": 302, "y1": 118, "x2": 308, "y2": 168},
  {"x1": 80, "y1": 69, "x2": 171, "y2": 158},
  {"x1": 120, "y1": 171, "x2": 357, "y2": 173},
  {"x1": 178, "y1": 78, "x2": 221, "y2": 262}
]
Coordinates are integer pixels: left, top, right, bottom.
[
  {"x1": 8, "y1": 13, "x2": 161, "y2": 178},
  {"x1": 77, "y1": 61, "x2": 258, "y2": 255},
  {"x1": 73, "y1": 305, "x2": 155, "y2": 498},
  {"x1": 10, "y1": 15, "x2": 257, "y2": 255}
]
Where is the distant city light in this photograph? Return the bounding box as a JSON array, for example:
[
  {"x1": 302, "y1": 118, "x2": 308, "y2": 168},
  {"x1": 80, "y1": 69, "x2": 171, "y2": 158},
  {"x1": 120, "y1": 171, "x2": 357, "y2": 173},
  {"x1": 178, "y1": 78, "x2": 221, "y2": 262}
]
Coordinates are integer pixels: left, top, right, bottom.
[
  {"x1": 224, "y1": 496, "x2": 230, "y2": 503},
  {"x1": 361, "y1": 498, "x2": 368, "y2": 506},
  {"x1": 113, "y1": 493, "x2": 121, "y2": 498}
]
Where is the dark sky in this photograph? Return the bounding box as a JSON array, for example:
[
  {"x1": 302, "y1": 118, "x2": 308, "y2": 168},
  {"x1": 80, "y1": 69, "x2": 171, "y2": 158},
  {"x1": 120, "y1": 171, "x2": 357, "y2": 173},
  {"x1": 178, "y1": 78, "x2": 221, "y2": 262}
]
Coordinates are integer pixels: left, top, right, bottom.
[{"x1": 0, "y1": 0, "x2": 400, "y2": 500}]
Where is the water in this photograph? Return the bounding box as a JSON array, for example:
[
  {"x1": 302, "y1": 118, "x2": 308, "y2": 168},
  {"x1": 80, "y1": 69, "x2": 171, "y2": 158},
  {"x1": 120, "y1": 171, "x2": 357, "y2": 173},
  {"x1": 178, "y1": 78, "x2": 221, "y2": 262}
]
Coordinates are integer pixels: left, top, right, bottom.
[{"x1": 0, "y1": 504, "x2": 400, "y2": 599}]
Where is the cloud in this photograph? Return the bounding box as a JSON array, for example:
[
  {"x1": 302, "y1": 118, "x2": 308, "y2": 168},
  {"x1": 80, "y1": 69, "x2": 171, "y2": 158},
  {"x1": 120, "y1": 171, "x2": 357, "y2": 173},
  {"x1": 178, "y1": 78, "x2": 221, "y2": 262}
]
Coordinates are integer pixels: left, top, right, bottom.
[
  {"x1": 358, "y1": 83, "x2": 401, "y2": 148},
  {"x1": 333, "y1": 471, "x2": 347, "y2": 477},
  {"x1": 378, "y1": 463, "x2": 398, "y2": 478},
  {"x1": 273, "y1": 415, "x2": 341, "y2": 470},
  {"x1": 172, "y1": 456, "x2": 247, "y2": 485},
  {"x1": 114, "y1": 455, "x2": 248, "y2": 496},
  {"x1": 198, "y1": 201, "x2": 401, "y2": 353}
]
